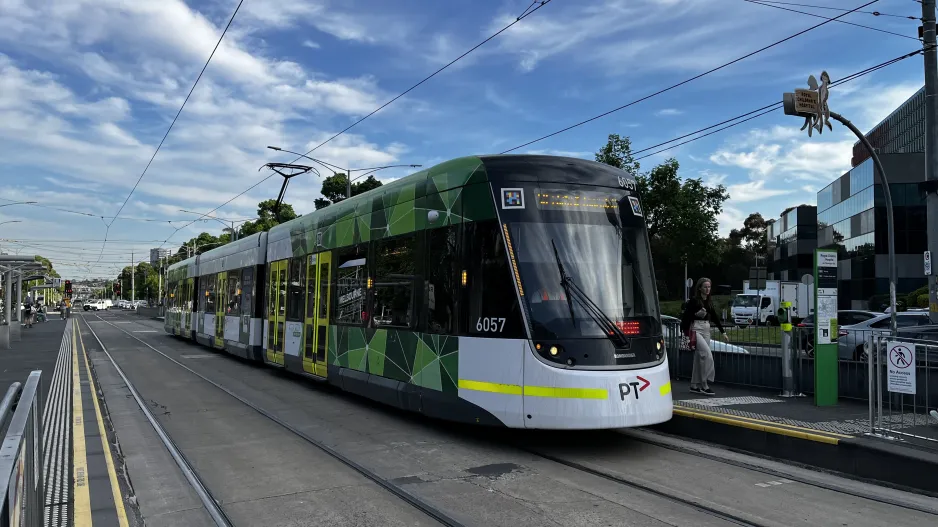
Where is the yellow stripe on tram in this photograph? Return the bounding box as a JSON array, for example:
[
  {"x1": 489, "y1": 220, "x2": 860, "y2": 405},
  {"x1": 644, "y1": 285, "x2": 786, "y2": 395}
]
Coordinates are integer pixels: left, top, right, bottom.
[
  {"x1": 72, "y1": 321, "x2": 92, "y2": 526},
  {"x1": 77, "y1": 320, "x2": 130, "y2": 527},
  {"x1": 659, "y1": 381, "x2": 672, "y2": 396},
  {"x1": 457, "y1": 379, "x2": 523, "y2": 395},
  {"x1": 457, "y1": 379, "x2": 608, "y2": 399}
]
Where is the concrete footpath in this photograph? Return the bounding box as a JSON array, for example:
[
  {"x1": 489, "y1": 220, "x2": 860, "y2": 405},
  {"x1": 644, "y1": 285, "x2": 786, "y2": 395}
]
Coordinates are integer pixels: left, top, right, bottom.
[
  {"x1": 654, "y1": 379, "x2": 938, "y2": 495},
  {"x1": 0, "y1": 315, "x2": 68, "y2": 404}
]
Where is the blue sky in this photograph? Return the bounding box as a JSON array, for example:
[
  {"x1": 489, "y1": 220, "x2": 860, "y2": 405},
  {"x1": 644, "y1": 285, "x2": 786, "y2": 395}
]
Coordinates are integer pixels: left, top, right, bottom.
[{"x1": 0, "y1": 0, "x2": 928, "y2": 278}]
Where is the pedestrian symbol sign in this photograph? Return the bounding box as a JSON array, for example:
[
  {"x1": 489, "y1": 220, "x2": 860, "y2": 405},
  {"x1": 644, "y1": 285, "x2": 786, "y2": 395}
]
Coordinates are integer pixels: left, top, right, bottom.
[{"x1": 886, "y1": 341, "x2": 916, "y2": 395}]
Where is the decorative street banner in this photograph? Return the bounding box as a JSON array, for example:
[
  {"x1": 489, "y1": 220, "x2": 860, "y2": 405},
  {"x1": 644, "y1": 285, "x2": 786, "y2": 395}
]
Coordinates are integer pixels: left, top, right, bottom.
[{"x1": 886, "y1": 341, "x2": 917, "y2": 395}]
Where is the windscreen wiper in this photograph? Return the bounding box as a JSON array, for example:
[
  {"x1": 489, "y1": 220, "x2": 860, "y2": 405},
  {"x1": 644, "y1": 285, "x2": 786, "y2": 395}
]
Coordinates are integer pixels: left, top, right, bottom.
[{"x1": 551, "y1": 239, "x2": 630, "y2": 347}]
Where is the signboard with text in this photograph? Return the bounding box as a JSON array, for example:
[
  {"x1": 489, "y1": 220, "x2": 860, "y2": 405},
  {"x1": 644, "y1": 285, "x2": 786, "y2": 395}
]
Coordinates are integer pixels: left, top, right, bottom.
[
  {"x1": 886, "y1": 341, "x2": 916, "y2": 395},
  {"x1": 814, "y1": 249, "x2": 838, "y2": 406}
]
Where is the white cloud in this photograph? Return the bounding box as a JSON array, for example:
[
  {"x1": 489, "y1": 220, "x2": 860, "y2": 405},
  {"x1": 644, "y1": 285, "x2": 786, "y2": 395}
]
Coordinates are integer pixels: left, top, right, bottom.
[
  {"x1": 655, "y1": 108, "x2": 683, "y2": 116},
  {"x1": 302, "y1": 40, "x2": 321, "y2": 49}
]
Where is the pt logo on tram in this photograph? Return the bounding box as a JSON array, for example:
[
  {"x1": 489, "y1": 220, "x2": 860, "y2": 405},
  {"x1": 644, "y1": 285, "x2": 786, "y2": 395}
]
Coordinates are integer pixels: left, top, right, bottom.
[{"x1": 618, "y1": 376, "x2": 651, "y2": 401}]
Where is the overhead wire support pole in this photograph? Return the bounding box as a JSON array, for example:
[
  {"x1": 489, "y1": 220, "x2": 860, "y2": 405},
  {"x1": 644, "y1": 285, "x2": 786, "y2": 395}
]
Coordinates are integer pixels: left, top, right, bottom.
[{"x1": 923, "y1": 0, "x2": 938, "y2": 323}]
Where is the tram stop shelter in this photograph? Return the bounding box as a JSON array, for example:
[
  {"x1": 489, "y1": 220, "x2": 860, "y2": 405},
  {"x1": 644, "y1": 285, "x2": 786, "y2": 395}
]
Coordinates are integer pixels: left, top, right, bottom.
[{"x1": 0, "y1": 255, "x2": 51, "y2": 349}]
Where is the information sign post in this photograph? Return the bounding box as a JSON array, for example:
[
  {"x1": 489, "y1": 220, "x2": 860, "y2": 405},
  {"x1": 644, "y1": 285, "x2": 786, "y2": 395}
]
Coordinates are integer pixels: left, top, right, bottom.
[{"x1": 814, "y1": 249, "x2": 839, "y2": 406}]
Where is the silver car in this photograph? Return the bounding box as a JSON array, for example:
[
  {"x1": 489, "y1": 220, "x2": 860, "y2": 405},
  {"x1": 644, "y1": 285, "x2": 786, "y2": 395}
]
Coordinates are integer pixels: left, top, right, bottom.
[
  {"x1": 838, "y1": 312, "x2": 932, "y2": 361},
  {"x1": 661, "y1": 315, "x2": 750, "y2": 354}
]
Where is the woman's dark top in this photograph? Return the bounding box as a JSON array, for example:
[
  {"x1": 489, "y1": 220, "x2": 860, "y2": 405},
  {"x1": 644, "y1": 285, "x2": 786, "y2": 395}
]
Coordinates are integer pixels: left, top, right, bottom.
[{"x1": 680, "y1": 296, "x2": 725, "y2": 334}]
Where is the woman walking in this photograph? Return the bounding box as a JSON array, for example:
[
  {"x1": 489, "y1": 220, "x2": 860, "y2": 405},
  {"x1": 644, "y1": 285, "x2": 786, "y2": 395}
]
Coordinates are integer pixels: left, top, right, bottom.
[{"x1": 680, "y1": 277, "x2": 729, "y2": 396}]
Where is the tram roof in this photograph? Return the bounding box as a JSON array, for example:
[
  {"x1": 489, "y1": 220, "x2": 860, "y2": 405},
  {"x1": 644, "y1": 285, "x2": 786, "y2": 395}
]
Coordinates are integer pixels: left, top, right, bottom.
[{"x1": 266, "y1": 154, "x2": 634, "y2": 244}]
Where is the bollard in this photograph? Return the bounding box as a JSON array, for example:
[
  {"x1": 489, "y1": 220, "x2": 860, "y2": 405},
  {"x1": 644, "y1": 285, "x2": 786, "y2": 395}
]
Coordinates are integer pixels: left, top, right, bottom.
[{"x1": 779, "y1": 302, "x2": 795, "y2": 397}]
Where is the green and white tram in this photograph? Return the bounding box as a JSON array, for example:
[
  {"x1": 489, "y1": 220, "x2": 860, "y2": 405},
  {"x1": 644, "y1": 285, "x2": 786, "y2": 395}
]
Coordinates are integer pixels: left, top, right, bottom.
[{"x1": 165, "y1": 155, "x2": 672, "y2": 429}]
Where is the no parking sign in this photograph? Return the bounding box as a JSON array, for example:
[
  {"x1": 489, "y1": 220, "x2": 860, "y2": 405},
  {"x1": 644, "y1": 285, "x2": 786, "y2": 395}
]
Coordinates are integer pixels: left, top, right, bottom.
[{"x1": 886, "y1": 341, "x2": 916, "y2": 395}]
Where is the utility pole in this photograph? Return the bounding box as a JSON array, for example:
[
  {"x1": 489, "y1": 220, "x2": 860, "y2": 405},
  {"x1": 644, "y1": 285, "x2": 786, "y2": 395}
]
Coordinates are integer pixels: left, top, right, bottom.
[
  {"x1": 131, "y1": 251, "x2": 135, "y2": 305},
  {"x1": 923, "y1": 0, "x2": 938, "y2": 323}
]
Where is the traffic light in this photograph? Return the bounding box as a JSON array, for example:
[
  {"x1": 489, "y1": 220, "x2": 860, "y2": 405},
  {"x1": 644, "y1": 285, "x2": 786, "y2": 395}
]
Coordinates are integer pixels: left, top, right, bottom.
[
  {"x1": 114, "y1": 282, "x2": 121, "y2": 297},
  {"x1": 65, "y1": 280, "x2": 72, "y2": 298}
]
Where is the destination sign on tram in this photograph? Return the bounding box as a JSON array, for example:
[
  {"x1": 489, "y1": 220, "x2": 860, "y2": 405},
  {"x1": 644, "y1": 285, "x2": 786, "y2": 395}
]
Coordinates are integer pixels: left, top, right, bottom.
[{"x1": 535, "y1": 190, "x2": 623, "y2": 212}]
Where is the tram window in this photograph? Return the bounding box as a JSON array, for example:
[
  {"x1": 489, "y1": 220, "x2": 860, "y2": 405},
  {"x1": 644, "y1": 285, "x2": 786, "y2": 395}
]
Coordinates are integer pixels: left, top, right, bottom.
[
  {"x1": 198, "y1": 278, "x2": 207, "y2": 312},
  {"x1": 267, "y1": 265, "x2": 277, "y2": 318},
  {"x1": 241, "y1": 267, "x2": 254, "y2": 317},
  {"x1": 335, "y1": 246, "x2": 367, "y2": 325},
  {"x1": 227, "y1": 274, "x2": 240, "y2": 316},
  {"x1": 278, "y1": 263, "x2": 287, "y2": 318},
  {"x1": 466, "y1": 220, "x2": 526, "y2": 339},
  {"x1": 286, "y1": 258, "x2": 304, "y2": 321},
  {"x1": 425, "y1": 226, "x2": 460, "y2": 334},
  {"x1": 306, "y1": 255, "x2": 316, "y2": 319},
  {"x1": 319, "y1": 260, "x2": 330, "y2": 319},
  {"x1": 372, "y1": 235, "x2": 416, "y2": 329},
  {"x1": 205, "y1": 274, "x2": 216, "y2": 314}
]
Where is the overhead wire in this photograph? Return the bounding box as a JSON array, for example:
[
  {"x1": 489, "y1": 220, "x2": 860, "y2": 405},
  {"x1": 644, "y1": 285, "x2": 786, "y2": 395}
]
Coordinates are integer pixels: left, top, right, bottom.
[
  {"x1": 742, "y1": 0, "x2": 919, "y2": 40},
  {"x1": 157, "y1": 1, "x2": 555, "y2": 250},
  {"x1": 631, "y1": 46, "x2": 929, "y2": 161},
  {"x1": 499, "y1": 0, "x2": 880, "y2": 154},
  {"x1": 756, "y1": 1, "x2": 919, "y2": 19},
  {"x1": 98, "y1": 0, "x2": 246, "y2": 263}
]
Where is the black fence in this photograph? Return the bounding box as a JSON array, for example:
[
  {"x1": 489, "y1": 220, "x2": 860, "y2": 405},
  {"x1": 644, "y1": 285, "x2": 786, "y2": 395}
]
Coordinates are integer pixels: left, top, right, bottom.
[{"x1": 664, "y1": 321, "x2": 938, "y2": 409}]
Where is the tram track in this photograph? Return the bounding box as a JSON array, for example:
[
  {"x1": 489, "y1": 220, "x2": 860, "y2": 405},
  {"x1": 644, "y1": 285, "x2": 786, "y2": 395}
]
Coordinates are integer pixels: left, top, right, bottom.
[
  {"x1": 80, "y1": 312, "x2": 466, "y2": 527},
  {"x1": 91, "y1": 312, "x2": 938, "y2": 527}
]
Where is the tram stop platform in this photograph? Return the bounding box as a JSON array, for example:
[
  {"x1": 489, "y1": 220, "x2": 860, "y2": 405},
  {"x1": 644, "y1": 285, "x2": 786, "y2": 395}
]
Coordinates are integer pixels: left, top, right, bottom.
[
  {"x1": 655, "y1": 379, "x2": 938, "y2": 496},
  {"x1": 1, "y1": 317, "x2": 130, "y2": 527}
]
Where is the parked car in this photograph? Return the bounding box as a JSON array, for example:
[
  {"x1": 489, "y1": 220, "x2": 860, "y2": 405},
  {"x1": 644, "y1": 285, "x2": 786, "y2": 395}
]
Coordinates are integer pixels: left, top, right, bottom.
[
  {"x1": 838, "y1": 312, "x2": 933, "y2": 361},
  {"x1": 796, "y1": 310, "x2": 883, "y2": 357},
  {"x1": 661, "y1": 315, "x2": 750, "y2": 354},
  {"x1": 867, "y1": 324, "x2": 938, "y2": 365}
]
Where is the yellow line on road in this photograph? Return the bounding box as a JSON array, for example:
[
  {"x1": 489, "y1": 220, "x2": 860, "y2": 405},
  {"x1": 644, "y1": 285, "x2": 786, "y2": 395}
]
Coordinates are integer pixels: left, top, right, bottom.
[
  {"x1": 77, "y1": 319, "x2": 130, "y2": 526},
  {"x1": 72, "y1": 321, "x2": 92, "y2": 526}
]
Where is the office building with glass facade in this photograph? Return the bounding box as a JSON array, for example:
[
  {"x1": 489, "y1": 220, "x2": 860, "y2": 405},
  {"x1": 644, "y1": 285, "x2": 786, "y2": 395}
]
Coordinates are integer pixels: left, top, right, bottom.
[
  {"x1": 816, "y1": 153, "x2": 928, "y2": 309},
  {"x1": 851, "y1": 87, "x2": 925, "y2": 167},
  {"x1": 766, "y1": 205, "x2": 817, "y2": 283}
]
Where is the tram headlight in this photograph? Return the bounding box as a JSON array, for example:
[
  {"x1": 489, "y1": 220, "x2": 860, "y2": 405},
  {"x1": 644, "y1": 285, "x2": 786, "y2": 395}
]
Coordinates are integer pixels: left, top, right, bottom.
[{"x1": 548, "y1": 345, "x2": 560, "y2": 356}]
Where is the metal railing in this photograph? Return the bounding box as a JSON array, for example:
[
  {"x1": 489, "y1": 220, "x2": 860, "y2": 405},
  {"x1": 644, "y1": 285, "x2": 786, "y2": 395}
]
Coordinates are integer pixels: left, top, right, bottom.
[
  {"x1": 869, "y1": 334, "x2": 938, "y2": 447},
  {"x1": 0, "y1": 371, "x2": 44, "y2": 527}
]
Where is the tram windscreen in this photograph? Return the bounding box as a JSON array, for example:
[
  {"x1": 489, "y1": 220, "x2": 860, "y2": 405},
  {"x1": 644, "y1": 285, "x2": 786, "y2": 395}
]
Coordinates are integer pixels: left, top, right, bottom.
[{"x1": 507, "y1": 189, "x2": 659, "y2": 340}]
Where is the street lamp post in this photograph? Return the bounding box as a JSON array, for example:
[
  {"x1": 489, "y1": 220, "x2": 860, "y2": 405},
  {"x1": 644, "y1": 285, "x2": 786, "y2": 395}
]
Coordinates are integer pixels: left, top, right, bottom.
[{"x1": 266, "y1": 146, "x2": 422, "y2": 200}]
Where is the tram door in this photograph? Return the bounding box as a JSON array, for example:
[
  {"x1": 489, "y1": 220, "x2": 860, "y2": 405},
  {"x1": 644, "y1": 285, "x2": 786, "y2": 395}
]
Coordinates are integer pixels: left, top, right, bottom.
[
  {"x1": 214, "y1": 271, "x2": 227, "y2": 348},
  {"x1": 302, "y1": 252, "x2": 331, "y2": 378},
  {"x1": 266, "y1": 260, "x2": 287, "y2": 365}
]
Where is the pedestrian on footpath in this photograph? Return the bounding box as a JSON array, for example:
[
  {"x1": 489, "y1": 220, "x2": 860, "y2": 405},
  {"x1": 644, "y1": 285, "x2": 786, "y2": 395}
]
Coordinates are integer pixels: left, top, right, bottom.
[
  {"x1": 680, "y1": 277, "x2": 728, "y2": 396},
  {"x1": 23, "y1": 300, "x2": 33, "y2": 328}
]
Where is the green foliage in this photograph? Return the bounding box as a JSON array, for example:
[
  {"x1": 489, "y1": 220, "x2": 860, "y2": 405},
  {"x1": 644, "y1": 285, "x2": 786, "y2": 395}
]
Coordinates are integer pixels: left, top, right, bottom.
[
  {"x1": 239, "y1": 199, "x2": 298, "y2": 236},
  {"x1": 595, "y1": 133, "x2": 730, "y2": 299},
  {"x1": 34, "y1": 256, "x2": 60, "y2": 278},
  {"x1": 315, "y1": 173, "x2": 384, "y2": 210},
  {"x1": 594, "y1": 133, "x2": 640, "y2": 177},
  {"x1": 635, "y1": 157, "x2": 729, "y2": 265},
  {"x1": 907, "y1": 284, "x2": 929, "y2": 307}
]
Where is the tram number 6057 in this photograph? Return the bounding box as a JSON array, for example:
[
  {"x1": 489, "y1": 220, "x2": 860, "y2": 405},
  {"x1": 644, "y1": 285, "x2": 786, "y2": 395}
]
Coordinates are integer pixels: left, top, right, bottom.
[{"x1": 475, "y1": 317, "x2": 506, "y2": 333}]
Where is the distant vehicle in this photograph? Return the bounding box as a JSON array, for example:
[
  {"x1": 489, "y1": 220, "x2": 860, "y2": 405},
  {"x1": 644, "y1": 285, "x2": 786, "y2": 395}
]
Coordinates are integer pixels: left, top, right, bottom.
[
  {"x1": 796, "y1": 310, "x2": 882, "y2": 356},
  {"x1": 731, "y1": 280, "x2": 814, "y2": 326},
  {"x1": 839, "y1": 312, "x2": 933, "y2": 361}
]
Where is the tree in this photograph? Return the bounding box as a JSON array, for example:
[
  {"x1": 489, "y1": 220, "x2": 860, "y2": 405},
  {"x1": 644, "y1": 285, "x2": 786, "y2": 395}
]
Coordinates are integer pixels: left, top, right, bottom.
[
  {"x1": 35, "y1": 256, "x2": 60, "y2": 278},
  {"x1": 315, "y1": 173, "x2": 383, "y2": 210},
  {"x1": 738, "y1": 213, "x2": 768, "y2": 255},
  {"x1": 239, "y1": 199, "x2": 298, "y2": 237},
  {"x1": 595, "y1": 133, "x2": 640, "y2": 177},
  {"x1": 636, "y1": 158, "x2": 729, "y2": 267},
  {"x1": 595, "y1": 134, "x2": 729, "y2": 299}
]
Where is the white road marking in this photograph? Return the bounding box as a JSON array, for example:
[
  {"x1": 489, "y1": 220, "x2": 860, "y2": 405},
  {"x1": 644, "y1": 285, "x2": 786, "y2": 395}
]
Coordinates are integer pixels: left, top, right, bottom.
[
  {"x1": 133, "y1": 330, "x2": 158, "y2": 333},
  {"x1": 181, "y1": 354, "x2": 217, "y2": 359},
  {"x1": 755, "y1": 478, "x2": 795, "y2": 488}
]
